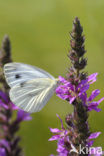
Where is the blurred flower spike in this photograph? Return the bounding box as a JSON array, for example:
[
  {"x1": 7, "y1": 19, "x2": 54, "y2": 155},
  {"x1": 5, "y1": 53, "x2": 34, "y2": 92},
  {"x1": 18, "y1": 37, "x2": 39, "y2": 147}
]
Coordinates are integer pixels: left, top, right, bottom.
[
  {"x1": 0, "y1": 35, "x2": 32, "y2": 156},
  {"x1": 0, "y1": 91, "x2": 32, "y2": 156}
]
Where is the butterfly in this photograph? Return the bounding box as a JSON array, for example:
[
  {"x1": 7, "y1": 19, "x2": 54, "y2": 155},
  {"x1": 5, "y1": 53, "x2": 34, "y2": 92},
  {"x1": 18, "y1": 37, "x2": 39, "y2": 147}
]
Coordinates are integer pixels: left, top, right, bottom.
[{"x1": 3, "y1": 63, "x2": 59, "y2": 113}]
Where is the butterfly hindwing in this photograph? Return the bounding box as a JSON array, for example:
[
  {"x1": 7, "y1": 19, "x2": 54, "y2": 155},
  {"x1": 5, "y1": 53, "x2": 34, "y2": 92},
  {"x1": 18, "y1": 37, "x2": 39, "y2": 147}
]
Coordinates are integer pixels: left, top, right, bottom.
[{"x1": 10, "y1": 78, "x2": 57, "y2": 113}]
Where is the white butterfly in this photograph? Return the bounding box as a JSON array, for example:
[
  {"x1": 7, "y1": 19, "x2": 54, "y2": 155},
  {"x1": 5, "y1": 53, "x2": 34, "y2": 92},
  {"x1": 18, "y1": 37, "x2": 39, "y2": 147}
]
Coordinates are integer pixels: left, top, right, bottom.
[{"x1": 3, "y1": 63, "x2": 59, "y2": 113}]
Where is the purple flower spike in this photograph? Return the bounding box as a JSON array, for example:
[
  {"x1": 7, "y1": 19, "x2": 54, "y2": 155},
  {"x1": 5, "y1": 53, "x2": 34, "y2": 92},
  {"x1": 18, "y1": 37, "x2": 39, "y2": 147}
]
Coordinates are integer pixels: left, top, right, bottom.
[
  {"x1": 55, "y1": 72, "x2": 104, "y2": 155},
  {"x1": 49, "y1": 18, "x2": 104, "y2": 156}
]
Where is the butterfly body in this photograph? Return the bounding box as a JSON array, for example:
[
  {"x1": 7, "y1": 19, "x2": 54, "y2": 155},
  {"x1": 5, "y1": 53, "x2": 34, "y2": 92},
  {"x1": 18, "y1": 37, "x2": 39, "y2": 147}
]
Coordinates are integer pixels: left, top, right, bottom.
[{"x1": 4, "y1": 63, "x2": 58, "y2": 113}]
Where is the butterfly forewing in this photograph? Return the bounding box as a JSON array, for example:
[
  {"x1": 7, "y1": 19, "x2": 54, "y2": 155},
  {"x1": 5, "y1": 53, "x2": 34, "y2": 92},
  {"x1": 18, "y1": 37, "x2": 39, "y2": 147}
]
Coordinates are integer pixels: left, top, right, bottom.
[{"x1": 4, "y1": 63, "x2": 55, "y2": 87}]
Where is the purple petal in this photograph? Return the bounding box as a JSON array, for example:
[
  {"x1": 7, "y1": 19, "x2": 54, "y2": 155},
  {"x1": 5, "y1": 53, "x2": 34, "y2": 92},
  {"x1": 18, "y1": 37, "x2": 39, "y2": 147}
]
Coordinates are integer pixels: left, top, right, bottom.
[
  {"x1": 68, "y1": 83, "x2": 75, "y2": 91},
  {"x1": 11, "y1": 103, "x2": 18, "y2": 110},
  {"x1": 80, "y1": 93, "x2": 87, "y2": 104},
  {"x1": 56, "y1": 86, "x2": 69, "y2": 100},
  {"x1": 0, "y1": 139, "x2": 10, "y2": 152},
  {"x1": 58, "y1": 76, "x2": 68, "y2": 83},
  {"x1": 69, "y1": 97, "x2": 76, "y2": 104},
  {"x1": 88, "y1": 89, "x2": 100, "y2": 102},
  {"x1": 57, "y1": 139, "x2": 65, "y2": 152},
  {"x1": 0, "y1": 100, "x2": 9, "y2": 109},
  {"x1": 78, "y1": 84, "x2": 89, "y2": 95},
  {"x1": 77, "y1": 79, "x2": 89, "y2": 95},
  {"x1": 56, "y1": 86, "x2": 64, "y2": 93},
  {"x1": 64, "y1": 130, "x2": 68, "y2": 136},
  {"x1": 17, "y1": 109, "x2": 32, "y2": 122},
  {"x1": 88, "y1": 102, "x2": 101, "y2": 112},
  {"x1": 89, "y1": 132, "x2": 101, "y2": 140},
  {"x1": 49, "y1": 135, "x2": 60, "y2": 141},
  {"x1": 57, "y1": 140, "x2": 68, "y2": 155},
  {"x1": 88, "y1": 73, "x2": 98, "y2": 84},
  {"x1": 58, "y1": 153, "x2": 68, "y2": 156},
  {"x1": 49, "y1": 128, "x2": 62, "y2": 133},
  {"x1": 80, "y1": 92, "x2": 87, "y2": 105},
  {"x1": 56, "y1": 114, "x2": 64, "y2": 129},
  {"x1": 88, "y1": 140, "x2": 94, "y2": 147},
  {"x1": 78, "y1": 79, "x2": 88, "y2": 87},
  {"x1": 98, "y1": 97, "x2": 104, "y2": 104},
  {"x1": 0, "y1": 139, "x2": 9, "y2": 148},
  {"x1": 56, "y1": 93, "x2": 69, "y2": 100},
  {"x1": 0, "y1": 91, "x2": 9, "y2": 103},
  {"x1": 92, "y1": 107, "x2": 101, "y2": 112},
  {"x1": 0, "y1": 113, "x2": 7, "y2": 121},
  {"x1": 0, "y1": 148, "x2": 6, "y2": 156},
  {"x1": 57, "y1": 144, "x2": 66, "y2": 153},
  {"x1": 56, "y1": 85, "x2": 69, "y2": 94}
]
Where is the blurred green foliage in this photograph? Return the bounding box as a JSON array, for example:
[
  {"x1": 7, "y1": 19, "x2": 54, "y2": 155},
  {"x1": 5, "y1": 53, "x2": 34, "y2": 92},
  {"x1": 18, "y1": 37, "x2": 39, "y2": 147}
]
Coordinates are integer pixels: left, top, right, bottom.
[{"x1": 0, "y1": 0, "x2": 104, "y2": 155}]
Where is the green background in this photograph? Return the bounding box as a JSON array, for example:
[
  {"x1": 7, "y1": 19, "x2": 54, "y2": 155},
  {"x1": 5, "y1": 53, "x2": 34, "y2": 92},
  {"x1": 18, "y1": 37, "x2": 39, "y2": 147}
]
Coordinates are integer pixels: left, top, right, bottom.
[{"x1": 0, "y1": 0, "x2": 104, "y2": 155}]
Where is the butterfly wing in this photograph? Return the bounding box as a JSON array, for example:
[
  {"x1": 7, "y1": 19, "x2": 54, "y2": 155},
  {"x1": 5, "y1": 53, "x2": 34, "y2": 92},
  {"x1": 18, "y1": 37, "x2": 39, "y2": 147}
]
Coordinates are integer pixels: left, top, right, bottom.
[
  {"x1": 10, "y1": 78, "x2": 57, "y2": 113},
  {"x1": 4, "y1": 62, "x2": 55, "y2": 87}
]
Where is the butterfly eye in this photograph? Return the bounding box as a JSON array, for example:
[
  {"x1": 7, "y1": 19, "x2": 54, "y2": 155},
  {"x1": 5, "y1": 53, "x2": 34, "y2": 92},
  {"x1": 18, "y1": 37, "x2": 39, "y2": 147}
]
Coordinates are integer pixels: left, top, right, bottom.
[{"x1": 15, "y1": 74, "x2": 21, "y2": 79}]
